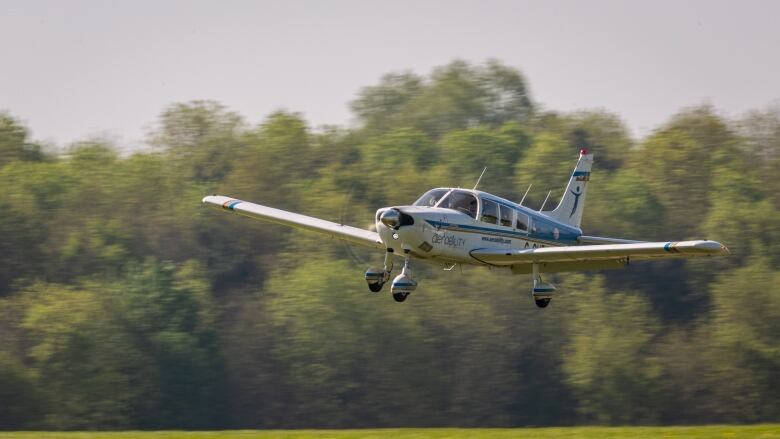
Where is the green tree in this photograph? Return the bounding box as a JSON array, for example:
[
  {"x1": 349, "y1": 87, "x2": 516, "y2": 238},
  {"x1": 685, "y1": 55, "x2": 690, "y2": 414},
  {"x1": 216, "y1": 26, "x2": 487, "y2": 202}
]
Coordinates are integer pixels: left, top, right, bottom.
[
  {"x1": 437, "y1": 125, "x2": 530, "y2": 194},
  {"x1": 562, "y1": 275, "x2": 662, "y2": 424},
  {"x1": 154, "y1": 101, "x2": 245, "y2": 183},
  {"x1": 514, "y1": 132, "x2": 576, "y2": 209},
  {"x1": 479, "y1": 59, "x2": 535, "y2": 126},
  {"x1": 22, "y1": 283, "x2": 149, "y2": 429},
  {"x1": 704, "y1": 256, "x2": 780, "y2": 422},
  {"x1": 584, "y1": 170, "x2": 665, "y2": 239},
  {"x1": 562, "y1": 111, "x2": 633, "y2": 171},
  {"x1": 0, "y1": 353, "x2": 44, "y2": 429},
  {"x1": 351, "y1": 60, "x2": 533, "y2": 138},
  {"x1": 735, "y1": 105, "x2": 780, "y2": 208},
  {"x1": 0, "y1": 113, "x2": 43, "y2": 168},
  {"x1": 116, "y1": 259, "x2": 224, "y2": 429},
  {"x1": 633, "y1": 107, "x2": 737, "y2": 238},
  {"x1": 700, "y1": 155, "x2": 780, "y2": 268},
  {"x1": 18, "y1": 260, "x2": 224, "y2": 429},
  {"x1": 351, "y1": 72, "x2": 424, "y2": 134}
]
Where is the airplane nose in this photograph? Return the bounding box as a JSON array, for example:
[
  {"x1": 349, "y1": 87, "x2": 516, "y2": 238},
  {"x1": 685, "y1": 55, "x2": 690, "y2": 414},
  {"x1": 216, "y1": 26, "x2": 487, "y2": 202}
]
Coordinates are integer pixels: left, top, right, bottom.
[
  {"x1": 380, "y1": 209, "x2": 401, "y2": 229},
  {"x1": 379, "y1": 208, "x2": 415, "y2": 230}
]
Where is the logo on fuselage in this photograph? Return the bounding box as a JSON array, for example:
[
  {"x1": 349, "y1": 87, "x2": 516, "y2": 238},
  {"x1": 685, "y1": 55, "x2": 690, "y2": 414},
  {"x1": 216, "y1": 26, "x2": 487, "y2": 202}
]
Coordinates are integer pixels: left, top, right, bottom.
[
  {"x1": 569, "y1": 186, "x2": 582, "y2": 217},
  {"x1": 432, "y1": 231, "x2": 466, "y2": 248}
]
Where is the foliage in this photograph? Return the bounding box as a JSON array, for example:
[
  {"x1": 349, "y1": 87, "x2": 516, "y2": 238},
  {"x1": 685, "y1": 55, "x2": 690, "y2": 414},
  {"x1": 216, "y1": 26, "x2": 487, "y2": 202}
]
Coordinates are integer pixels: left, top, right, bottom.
[{"x1": 0, "y1": 60, "x2": 778, "y2": 429}]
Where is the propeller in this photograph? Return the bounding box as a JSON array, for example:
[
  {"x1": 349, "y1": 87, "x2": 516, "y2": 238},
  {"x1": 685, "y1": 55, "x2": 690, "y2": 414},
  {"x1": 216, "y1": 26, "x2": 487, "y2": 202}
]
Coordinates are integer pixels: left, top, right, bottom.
[{"x1": 338, "y1": 185, "x2": 380, "y2": 267}]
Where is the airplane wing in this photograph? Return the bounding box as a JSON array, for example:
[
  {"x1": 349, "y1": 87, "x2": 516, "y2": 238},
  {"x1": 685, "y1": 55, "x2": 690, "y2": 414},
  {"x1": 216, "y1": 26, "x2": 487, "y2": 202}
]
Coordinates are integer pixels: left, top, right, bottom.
[
  {"x1": 470, "y1": 240, "x2": 729, "y2": 267},
  {"x1": 202, "y1": 195, "x2": 384, "y2": 249}
]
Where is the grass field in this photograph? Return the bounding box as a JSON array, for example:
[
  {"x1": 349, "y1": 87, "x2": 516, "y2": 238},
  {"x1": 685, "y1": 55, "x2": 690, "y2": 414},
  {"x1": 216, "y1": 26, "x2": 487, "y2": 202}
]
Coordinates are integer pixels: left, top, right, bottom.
[{"x1": 1, "y1": 426, "x2": 779, "y2": 439}]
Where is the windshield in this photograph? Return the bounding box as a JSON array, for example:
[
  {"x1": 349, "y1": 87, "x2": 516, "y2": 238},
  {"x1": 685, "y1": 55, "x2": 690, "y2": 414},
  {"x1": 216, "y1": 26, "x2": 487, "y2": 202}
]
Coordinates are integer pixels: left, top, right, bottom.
[
  {"x1": 413, "y1": 189, "x2": 449, "y2": 207},
  {"x1": 437, "y1": 190, "x2": 478, "y2": 218}
]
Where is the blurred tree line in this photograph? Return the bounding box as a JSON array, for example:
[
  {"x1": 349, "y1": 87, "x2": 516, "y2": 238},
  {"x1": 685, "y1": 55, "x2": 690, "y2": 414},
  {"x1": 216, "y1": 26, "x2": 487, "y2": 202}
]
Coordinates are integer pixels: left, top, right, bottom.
[{"x1": 0, "y1": 60, "x2": 778, "y2": 429}]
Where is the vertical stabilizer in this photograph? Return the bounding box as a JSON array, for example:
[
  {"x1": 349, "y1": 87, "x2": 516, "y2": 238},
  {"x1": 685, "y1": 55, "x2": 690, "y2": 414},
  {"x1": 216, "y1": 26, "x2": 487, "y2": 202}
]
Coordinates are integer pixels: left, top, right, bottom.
[{"x1": 546, "y1": 149, "x2": 594, "y2": 228}]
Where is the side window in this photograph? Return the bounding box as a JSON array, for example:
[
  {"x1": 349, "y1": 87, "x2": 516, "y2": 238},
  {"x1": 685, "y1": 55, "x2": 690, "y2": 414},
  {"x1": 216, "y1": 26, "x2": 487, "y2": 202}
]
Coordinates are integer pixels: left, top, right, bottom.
[
  {"x1": 515, "y1": 211, "x2": 529, "y2": 231},
  {"x1": 499, "y1": 205, "x2": 513, "y2": 227},
  {"x1": 480, "y1": 199, "x2": 498, "y2": 224}
]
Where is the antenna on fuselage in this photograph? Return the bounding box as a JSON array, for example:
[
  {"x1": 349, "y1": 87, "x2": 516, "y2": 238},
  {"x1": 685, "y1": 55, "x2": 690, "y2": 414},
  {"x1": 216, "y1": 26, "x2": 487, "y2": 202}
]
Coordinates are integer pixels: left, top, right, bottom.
[
  {"x1": 539, "y1": 190, "x2": 552, "y2": 211},
  {"x1": 472, "y1": 167, "x2": 488, "y2": 190},
  {"x1": 519, "y1": 184, "x2": 532, "y2": 206}
]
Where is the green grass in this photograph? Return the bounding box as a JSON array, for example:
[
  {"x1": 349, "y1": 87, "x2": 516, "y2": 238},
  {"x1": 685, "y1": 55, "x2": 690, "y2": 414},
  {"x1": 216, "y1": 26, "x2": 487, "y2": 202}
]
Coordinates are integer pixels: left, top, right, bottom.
[{"x1": 1, "y1": 426, "x2": 779, "y2": 439}]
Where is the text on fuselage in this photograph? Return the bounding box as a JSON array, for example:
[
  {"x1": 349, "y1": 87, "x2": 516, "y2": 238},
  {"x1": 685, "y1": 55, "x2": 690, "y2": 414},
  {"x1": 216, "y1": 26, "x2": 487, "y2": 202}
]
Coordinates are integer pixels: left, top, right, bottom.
[{"x1": 432, "y1": 232, "x2": 466, "y2": 248}]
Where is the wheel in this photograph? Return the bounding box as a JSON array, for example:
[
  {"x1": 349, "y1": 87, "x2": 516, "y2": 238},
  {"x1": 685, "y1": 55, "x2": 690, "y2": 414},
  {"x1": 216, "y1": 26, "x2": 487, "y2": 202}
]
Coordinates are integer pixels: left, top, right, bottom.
[
  {"x1": 393, "y1": 292, "x2": 409, "y2": 302},
  {"x1": 368, "y1": 282, "x2": 384, "y2": 293},
  {"x1": 535, "y1": 298, "x2": 551, "y2": 308}
]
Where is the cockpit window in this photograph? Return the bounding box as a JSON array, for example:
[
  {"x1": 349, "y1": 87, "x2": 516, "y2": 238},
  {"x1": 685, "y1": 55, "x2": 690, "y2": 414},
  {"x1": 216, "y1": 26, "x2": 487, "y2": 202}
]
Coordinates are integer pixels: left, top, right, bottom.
[
  {"x1": 413, "y1": 189, "x2": 449, "y2": 207},
  {"x1": 437, "y1": 190, "x2": 478, "y2": 218}
]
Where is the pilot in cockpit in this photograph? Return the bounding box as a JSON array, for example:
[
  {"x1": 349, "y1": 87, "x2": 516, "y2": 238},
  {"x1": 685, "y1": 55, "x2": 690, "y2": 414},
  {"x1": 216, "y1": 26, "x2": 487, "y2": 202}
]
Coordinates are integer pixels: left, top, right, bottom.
[{"x1": 414, "y1": 189, "x2": 478, "y2": 219}]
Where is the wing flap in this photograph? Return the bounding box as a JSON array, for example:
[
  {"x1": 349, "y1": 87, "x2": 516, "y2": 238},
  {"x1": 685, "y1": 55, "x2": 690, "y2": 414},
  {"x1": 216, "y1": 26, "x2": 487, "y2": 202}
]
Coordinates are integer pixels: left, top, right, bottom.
[
  {"x1": 578, "y1": 235, "x2": 645, "y2": 245},
  {"x1": 203, "y1": 195, "x2": 384, "y2": 249},
  {"x1": 470, "y1": 240, "x2": 729, "y2": 266}
]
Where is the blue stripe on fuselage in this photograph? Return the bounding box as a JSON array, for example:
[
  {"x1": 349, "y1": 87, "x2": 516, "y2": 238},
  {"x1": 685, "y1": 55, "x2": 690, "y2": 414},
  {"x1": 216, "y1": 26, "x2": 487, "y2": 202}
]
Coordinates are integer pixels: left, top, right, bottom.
[{"x1": 425, "y1": 219, "x2": 578, "y2": 246}]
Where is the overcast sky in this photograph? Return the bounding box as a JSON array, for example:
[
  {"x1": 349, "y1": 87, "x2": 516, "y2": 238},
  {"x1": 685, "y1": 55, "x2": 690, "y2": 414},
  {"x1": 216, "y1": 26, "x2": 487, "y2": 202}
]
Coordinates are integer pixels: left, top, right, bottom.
[{"x1": 2, "y1": 0, "x2": 779, "y2": 148}]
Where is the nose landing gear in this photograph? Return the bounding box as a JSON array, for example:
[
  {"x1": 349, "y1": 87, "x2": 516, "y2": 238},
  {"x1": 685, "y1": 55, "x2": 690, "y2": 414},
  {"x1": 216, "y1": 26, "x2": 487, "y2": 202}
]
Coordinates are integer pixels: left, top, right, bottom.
[
  {"x1": 391, "y1": 251, "x2": 416, "y2": 302},
  {"x1": 365, "y1": 250, "x2": 416, "y2": 302}
]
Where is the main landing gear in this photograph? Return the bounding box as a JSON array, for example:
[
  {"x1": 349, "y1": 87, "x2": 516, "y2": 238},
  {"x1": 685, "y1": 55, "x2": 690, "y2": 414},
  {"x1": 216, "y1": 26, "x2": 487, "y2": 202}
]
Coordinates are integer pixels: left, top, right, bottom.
[
  {"x1": 364, "y1": 250, "x2": 394, "y2": 293},
  {"x1": 532, "y1": 263, "x2": 556, "y2": 308},
  {"x1": 364, "y1": 250, "x2": 416, "y2": 302}
]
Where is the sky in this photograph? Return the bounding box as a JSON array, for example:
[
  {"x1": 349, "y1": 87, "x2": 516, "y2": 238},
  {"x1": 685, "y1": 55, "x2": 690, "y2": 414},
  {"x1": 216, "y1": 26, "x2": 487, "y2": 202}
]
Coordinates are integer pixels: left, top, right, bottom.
[{"x1": 2, "y1": 0, "x2": 779, "y2": 148}]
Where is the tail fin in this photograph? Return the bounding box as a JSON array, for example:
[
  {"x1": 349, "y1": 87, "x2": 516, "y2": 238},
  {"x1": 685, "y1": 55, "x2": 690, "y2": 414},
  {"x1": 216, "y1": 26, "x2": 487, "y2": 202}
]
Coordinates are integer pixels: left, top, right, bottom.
[{"x1": 546, "y1": 149, "x2": 594, "y2": 229}]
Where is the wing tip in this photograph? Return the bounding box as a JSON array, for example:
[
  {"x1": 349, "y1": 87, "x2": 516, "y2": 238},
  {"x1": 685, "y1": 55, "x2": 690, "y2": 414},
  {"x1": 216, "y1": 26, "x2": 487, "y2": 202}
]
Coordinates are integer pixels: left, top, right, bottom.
[
  {"x1": 202, "y1": 194, "x2": 232, "y2": 207},
  {"x1": 687, "y1": 240, "x2": 730, "y2": 255}
]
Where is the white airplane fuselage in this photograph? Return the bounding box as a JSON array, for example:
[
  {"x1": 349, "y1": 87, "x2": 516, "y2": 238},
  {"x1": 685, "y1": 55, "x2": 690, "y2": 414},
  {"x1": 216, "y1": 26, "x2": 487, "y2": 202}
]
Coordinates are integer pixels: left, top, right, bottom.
[{"x1": 375, "y1": 188, "x2": 580, "y2": 267}]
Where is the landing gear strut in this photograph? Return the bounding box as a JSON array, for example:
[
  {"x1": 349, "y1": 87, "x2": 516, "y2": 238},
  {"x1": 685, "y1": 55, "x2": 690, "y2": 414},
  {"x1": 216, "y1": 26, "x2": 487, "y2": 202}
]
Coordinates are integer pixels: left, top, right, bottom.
[
  {"x1": 532, "y1": 263, "x2": 556, "y2": 308},
  {"x1": 364, "y1": 250, "x2": 394, "y2": 293},
  {"x1": 391, "y1": 250, "x2": 416, "y2": 303}
]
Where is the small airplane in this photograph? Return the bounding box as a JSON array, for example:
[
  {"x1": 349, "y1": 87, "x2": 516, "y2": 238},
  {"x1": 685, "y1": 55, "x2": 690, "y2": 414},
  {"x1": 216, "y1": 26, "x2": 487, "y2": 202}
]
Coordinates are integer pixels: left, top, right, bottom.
[{"x1": 203, "y1": 149, "x2": 729, "y2": 307}]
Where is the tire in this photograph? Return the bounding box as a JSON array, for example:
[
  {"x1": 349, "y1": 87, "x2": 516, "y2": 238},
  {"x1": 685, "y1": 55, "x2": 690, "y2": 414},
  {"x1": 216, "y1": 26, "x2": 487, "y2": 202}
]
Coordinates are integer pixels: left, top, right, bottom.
[
  {"x1": 393, "y1": 292, "x2": 409, "y2": 302},
  {"x1": 368, "y1": 282, "x2": 384, "y2": 293},
  {"x1": 535, "y1": 298, "x2": 551, "y2": 308}
]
